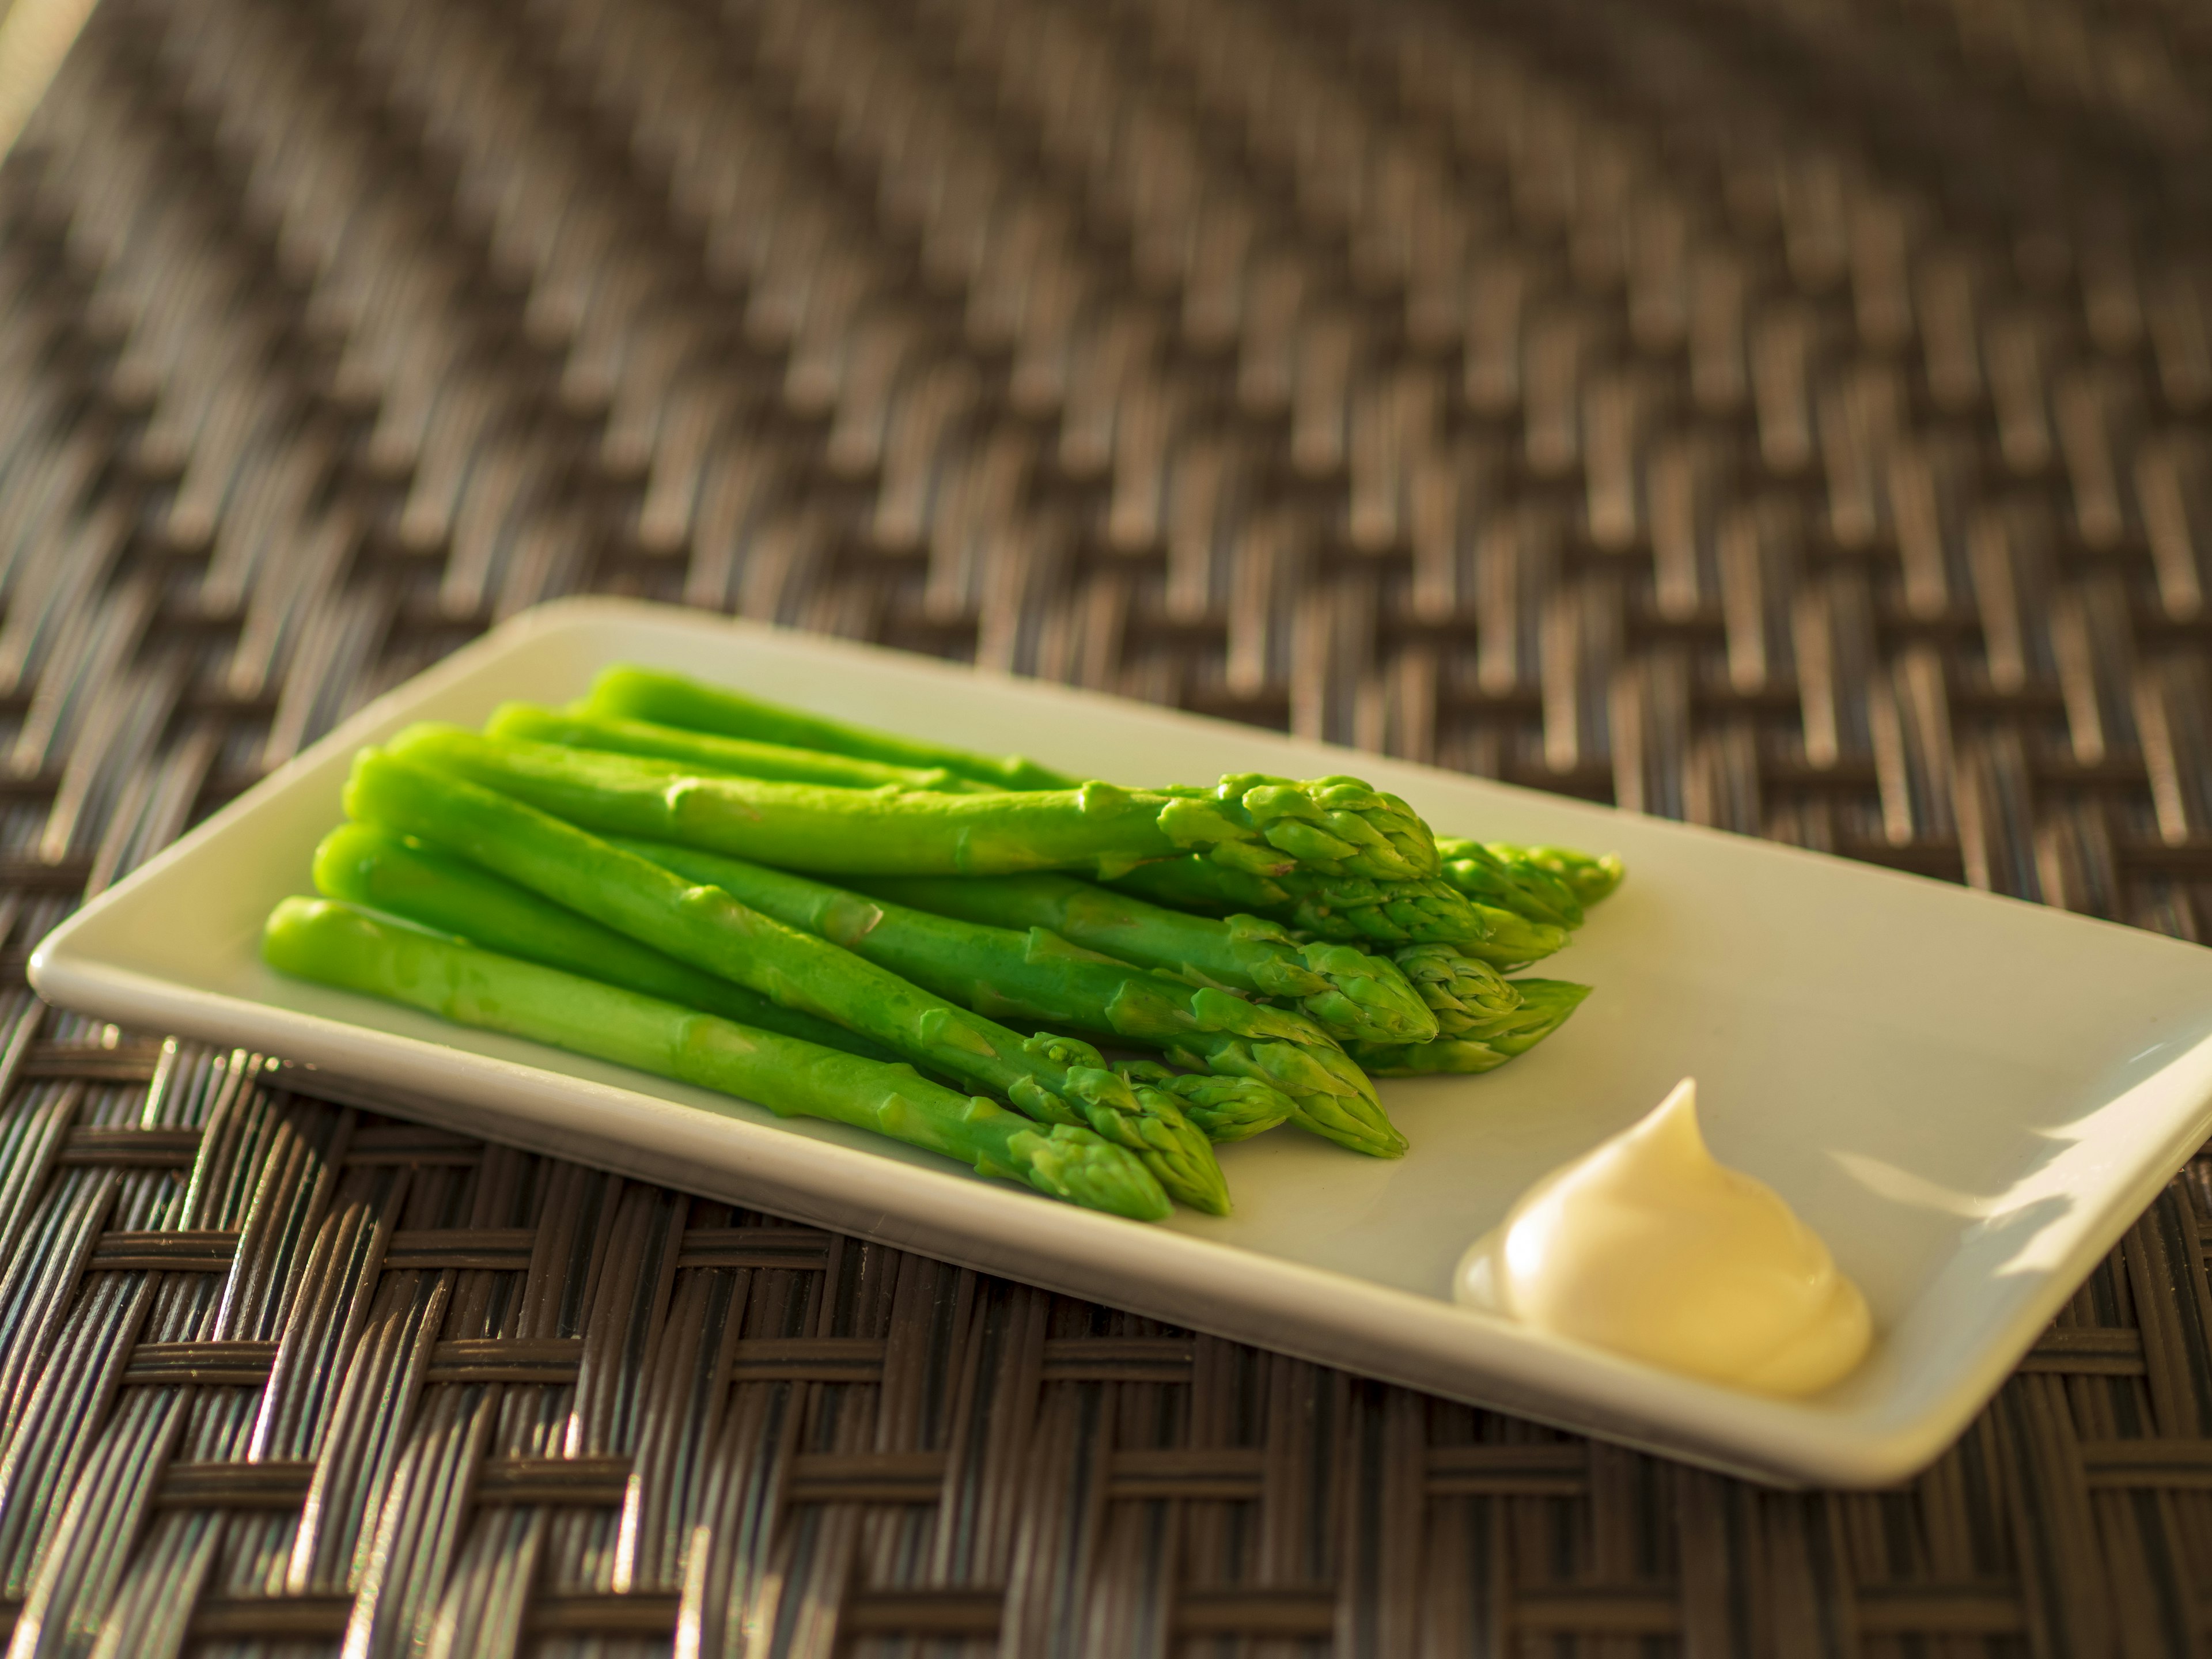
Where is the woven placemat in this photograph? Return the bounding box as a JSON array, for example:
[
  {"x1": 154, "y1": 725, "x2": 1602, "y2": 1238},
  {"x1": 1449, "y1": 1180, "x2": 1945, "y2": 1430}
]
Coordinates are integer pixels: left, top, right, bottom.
[{"x1": 1, "y1": 0, "x2": 2210, "y2": 1652}]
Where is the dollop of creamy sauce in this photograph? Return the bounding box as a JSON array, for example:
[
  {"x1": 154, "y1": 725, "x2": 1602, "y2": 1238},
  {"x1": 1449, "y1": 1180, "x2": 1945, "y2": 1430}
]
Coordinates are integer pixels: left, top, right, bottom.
[{"x1": 1455, "y1": 1079, "x2": 1872, "y2": 1395}]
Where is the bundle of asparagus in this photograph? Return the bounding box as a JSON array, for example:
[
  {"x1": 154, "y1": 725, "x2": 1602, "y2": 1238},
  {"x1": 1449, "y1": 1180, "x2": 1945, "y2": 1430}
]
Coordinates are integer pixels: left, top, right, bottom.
[
  {"x1": 265, "y1": 897, "x2": 1171, "y2": 1219},
  {"x1": 262, "y1": 664, "x2": 1620, "y2": 1223}
]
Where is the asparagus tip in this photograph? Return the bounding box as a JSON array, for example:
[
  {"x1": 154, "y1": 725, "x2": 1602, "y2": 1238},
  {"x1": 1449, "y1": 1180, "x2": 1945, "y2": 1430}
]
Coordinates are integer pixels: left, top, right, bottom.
[{"x1": 1015, "y1": 1127, "x2": 1173, "y2": 1221}]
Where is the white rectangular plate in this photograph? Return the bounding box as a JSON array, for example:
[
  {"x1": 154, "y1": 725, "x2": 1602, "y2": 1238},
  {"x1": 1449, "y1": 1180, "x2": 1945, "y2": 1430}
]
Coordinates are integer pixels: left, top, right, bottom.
[{"x1": 31, "y1": 597, "x2": 2212, "y2": 1486}]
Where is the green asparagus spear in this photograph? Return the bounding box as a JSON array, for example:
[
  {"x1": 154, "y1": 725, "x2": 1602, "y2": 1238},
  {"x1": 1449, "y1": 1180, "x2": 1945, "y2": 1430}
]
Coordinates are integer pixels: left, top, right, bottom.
[
  {"x1": 488, "y1": 703, "x2": 990, "y2": 794},
  {"x1": 1468, "y1": 979, "x2": 1596, "y2": 1050},
  {"x1": 615, "y1": 838, "x2": 1398, "y2": 1163},
  {"x1": 1431, "y1": 839, "x2": 1628, "y2": 933},
  {"x1": 1106, "y1": 855, "x2": 1463, "y2": 939},
  {"x1": 1349, "y1": 980, "x2": 1592, "y2": 1075},
  {"x1": 1104, "y1": 856, "x2": 1566, "y2": 963},
  {"x1": 847, "y1": 873, "x2": 1437, "y2": 1046},
  {"x1": 614, "y1": 840, "x2": 1309, "y2": 1047},
  {"x1": 1492, "y1": 844, "x2": 1626, "y2": 909},
  {"x1": 263, "y1": 897, "x2": 1168, "y2": 1219},
  {"x1": 345, "y1": 749, "x2": 1202, "y2": 1198},
  {"x1": 586, "y1": 665, "x2": 1081, "y2": 791},
  {"x1": 1114, "y1": 1061, "x2": 1290, "y2": 1142},
  {"x1": 1431, "y1": 839, "x2": 1583, "y2": 930},
  {"x1": 582, "y1": 662, "x2": 1623, "y2": 923},
  {"x1": 390, "y1": 723, "x2": 1438, "y2": 882},
  {"x1": 311, "y1": 823, "x2": 905, "y2": 1066},
  {"x1": 1389, "y1": 944, "x2": 1523, "y2": 1038},
  {"x1": 1152, "y1": 1025, "x2": 1404, "y2": 1156},
  {"x1": 1422, "y1": 919, "x2": 1566, "y2": 970},
  {"x1": 1346, "y1": 1036, "x2": 1514, "y2": 1077},
  {"x1": 616, "y1": 844, "x2": 1245, "y2": 1198}
]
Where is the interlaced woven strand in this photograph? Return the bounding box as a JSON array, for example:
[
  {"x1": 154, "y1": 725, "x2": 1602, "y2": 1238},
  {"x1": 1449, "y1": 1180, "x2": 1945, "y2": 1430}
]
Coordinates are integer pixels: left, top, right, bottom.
[{"x1": 0, "y1": 0, "x2": 2207, "y2": 1650}]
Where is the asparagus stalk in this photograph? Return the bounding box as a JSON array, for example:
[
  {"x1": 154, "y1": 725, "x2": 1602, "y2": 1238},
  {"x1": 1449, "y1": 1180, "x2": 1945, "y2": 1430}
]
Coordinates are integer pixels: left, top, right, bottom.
[
  {"x1": 1456, "y1": 978, "x2": 1596, "y2": 1048},
  {"x1": 1431, "y1": 839, "x2": 1583, "y2": 930},
  {"x1": 1104, "y1": 856, "x2": 1567, "y2": 963},
  {"x1": 617, "y1": 844, "x2": 1253, "y2": 1191},
  {"x1": 344, "y1": 749, "x2": 1217, "y2": 1202},
  {"x1": 390, "y1": 723, "x2": 1438, "y2": 882},
  {"x1": 1389, "y1": 944, "x2": 1523, "y2": 1038},
  {"x1": 583, "y1": 662, "x2": 1625, "y2": 923},
  {"x1": 1490, "y1": 844, "x2": 1627, "y2": 910},
  {"x1": 616, "y1": 838, "x2": 1400, "y2": 1161},
  {"x1": 582, "y1": 672, "x2": 1624, "y2": 914},
  {"x1": 585, "y1": 668, "x2": 1630, "y2": 915},
  {"x1": 1432, "y1": 838, "x2": 1630, "y2": 933},
  {"x1": 1349, "y1": 980, "x2": 1593, "y2": 1075},
  {"x1": 264, "y1": 897, "x2": 1168, "y2": 1219},
  {"x1": 615, "y1": 839, "x2": 1313, "y2": 1048},
  {"x1": 1115, "y1": 1061, "x2": 1290, "y2": 1142},
  {"x1": 586, "y1": 665, "x2": 1080, "y2": 791},
  {"x1": 1159, "y1": 1025, "x2": 1404, "y2": 1156},
  {"x1": 1347, "y1": 1036, "x2": 1514, "y2": 1077},
  {"x1": 311, "y1": 823, "x2": 905, "y2": 1066},
  {"x1": 1106, "y1": 855, "x2": 1463, "y2": 938},
  {"x1": 849, "y1": 873, "x2": 1437, "y2": 1046},
  {"x1": 488, "y1": 703, "x2": 990, "y2": 794}
]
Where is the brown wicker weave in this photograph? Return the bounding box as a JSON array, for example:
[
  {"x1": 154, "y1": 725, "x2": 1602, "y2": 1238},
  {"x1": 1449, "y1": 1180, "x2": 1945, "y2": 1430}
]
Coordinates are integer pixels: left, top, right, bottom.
[{"x1": 1, "y1": 0, "x2": 2209, "y2": 1650}]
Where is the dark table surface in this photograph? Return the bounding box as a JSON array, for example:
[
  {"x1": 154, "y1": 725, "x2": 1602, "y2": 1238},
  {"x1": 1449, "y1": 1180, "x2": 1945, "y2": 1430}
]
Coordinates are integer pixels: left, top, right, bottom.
[{"x1": 0, "y1": 0, "x2": 2209, "y2": 1652}]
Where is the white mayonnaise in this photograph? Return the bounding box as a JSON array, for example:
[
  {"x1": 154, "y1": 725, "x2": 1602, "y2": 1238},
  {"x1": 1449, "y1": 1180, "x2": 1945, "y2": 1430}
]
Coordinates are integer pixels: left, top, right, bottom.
[{"x1": 1455, "y1": 1078, "x2": 1871, "y2": 1395}]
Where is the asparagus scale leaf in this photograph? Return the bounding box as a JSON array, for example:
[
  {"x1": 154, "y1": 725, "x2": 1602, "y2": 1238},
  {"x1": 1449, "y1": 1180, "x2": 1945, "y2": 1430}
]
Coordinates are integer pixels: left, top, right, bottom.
[
  {"x1": 344, "y1": 750, "x2": 1188, "y2": 1191},
  {"x1": 1431, "y1": 839, "x2": 1582, "y2": 930},
  {"x1": 1104, "y1": 856, "x2": 1566, "y2": 963},
  {"x1": 586, "y1": 665, "x2": 1081, "y2": 791},
  {"x1": 854, "y1": 872, "x2": 1438, "y2": 1046},
  {"x1": 1390, "y1": 943, "x2": 1523, "y2": 1038},
  {"x1": 1164, "y1": 1027, "x2": 1406, "y2": 1158},
  {"x1": 1288, "y1": 936, "x2": 1438, "y2": 1045},
  {"x1": 1347, "y1": 1035, "x2": 1513, "y2": 1077},
  {"x1": 1350, "y1": 980, "x2": 1593, "y2": 1075},
  {"x1": 1472, "y1": 979, "x2": 1597, "y2": 1053},
  {"x1": 1154, "y1": 774, "x2": 1440, "y2": 884},
  {"x1": 490, "y1": 702, "x2": 989, "y2": 793},
  {"x1": 1431, "y1": 838, "x2": 1629, "y2": 933},
  {"x1": 1114, "y1": 1061, "x2": 1291, "y2": 1143},
  {"x1": 263, "y1": 897, "x2": 1169, "y2": 1219},
  {"x1": 1438, "y1": 910, "x2": 1570, "y2": 970},
  {"x1": 312, "y1": 822, "x2": 907, "y2": 1066},
  {"x1": 1491, "y1": 844, "x2": 1627, "y2": 909},
  {"x1": 390, "y1": 724, "x2": 1438, "y2": 882},
  {"x1": 1105, "y1": 856, "x2": 1464, "y2": 940}
]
